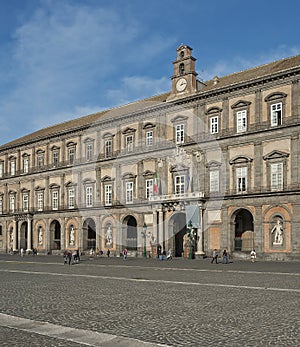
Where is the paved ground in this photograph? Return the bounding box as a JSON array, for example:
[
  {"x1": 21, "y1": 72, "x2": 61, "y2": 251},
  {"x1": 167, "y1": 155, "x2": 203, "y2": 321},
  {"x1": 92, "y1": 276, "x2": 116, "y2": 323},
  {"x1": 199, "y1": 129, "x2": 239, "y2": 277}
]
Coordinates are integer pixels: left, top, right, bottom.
[{"x1": 0, "y1": 254, "x2": 299, "y2": 346}]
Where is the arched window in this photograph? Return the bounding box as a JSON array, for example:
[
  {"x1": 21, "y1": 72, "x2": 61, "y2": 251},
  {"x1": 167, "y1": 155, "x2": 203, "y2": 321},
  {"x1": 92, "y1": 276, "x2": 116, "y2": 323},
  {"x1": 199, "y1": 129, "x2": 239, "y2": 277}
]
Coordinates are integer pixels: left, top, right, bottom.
[{"x1": 179, "y1": 63, "x2": 185, "y2": 75}]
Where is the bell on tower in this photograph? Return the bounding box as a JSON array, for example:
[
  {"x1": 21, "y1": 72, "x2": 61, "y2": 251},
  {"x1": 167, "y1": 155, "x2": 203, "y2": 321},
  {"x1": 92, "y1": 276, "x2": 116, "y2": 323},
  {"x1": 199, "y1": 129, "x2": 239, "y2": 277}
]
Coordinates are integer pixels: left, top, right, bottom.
[{"x1": 167, "y1": 44, "x2": 199, "y2": 101}]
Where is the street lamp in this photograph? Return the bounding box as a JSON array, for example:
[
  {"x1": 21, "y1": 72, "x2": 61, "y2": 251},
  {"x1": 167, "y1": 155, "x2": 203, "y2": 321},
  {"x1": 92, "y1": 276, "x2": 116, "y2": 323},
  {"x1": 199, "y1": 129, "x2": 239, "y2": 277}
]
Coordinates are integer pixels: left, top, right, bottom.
[{"x1": 142, "y1": 222, "x2": 147, "y2": 258}]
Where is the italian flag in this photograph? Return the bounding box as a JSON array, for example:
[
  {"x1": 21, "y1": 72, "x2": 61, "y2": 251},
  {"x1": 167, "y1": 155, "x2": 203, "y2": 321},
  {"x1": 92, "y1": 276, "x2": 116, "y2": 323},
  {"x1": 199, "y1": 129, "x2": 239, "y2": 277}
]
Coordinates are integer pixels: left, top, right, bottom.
[{"x1": 154, "y1": 172, "x2": 159, "y2": 194}]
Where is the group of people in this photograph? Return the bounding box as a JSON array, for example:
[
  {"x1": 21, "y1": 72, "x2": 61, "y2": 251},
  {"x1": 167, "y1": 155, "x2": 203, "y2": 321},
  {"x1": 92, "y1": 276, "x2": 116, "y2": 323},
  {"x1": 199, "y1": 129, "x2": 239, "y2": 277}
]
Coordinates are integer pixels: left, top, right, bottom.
[
  {"x1": 211, "y1": 249, "x2": 229, "y2": 264},
  {"x1": 63, "y1": 249, "x2": 80, "y2": 265}
]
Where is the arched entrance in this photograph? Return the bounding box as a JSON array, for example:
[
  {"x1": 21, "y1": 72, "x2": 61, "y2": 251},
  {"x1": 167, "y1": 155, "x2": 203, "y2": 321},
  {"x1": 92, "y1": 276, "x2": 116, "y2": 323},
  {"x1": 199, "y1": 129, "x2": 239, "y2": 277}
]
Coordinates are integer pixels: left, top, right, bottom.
[
  {"x1": 50, "y1": 220, "x2": 61, "y2": 251},
  {"x1": 170, "y1": 212, "x2": 186, "y2": 257},
  {"x1": 234, "y1": 209, "x2": 254, "y2": 251},
  {"x1": 83, "y1": 218, "x2": 96, "y2": 251},
  {"x1": 20, "y1": 222, "x2": 28, "y2": 250},
  {"x1": 123, "y1": 215, "x2": 137, "y2": 251}
]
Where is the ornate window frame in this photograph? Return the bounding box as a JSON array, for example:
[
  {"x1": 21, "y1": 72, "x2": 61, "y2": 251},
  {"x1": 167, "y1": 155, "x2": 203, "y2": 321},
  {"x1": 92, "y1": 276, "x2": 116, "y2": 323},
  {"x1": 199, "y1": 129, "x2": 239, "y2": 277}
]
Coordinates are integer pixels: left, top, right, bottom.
[
  {"x1": 264, "y1": 92, "x2": 287, "y2": 127},
  {"x1": 263, "y1": 150, "x2": 289, "y2": 191}
]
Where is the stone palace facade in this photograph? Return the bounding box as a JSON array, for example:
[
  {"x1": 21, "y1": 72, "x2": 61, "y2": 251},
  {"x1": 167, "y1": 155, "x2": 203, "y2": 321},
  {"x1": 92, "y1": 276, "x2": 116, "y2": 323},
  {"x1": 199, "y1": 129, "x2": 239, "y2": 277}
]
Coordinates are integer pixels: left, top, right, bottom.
[{"x1": 0, "y1": 45, "x2": 300, "y2": 260}]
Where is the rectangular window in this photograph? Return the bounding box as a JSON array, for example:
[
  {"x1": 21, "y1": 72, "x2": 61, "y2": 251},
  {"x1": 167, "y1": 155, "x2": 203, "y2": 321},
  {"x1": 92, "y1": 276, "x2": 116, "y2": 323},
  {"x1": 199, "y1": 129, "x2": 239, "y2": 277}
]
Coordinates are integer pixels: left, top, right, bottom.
[
  {"x1": 146, "y1": 179, "x2": 153, "y2": 199},
  {"x1": 9, "y1": 195, "x2": 15, "y2": 213},
  {"x1": 0, "y1": 161, "x2": 3, "y2": 178},
  {"x1": 271, "y1": 163, "x2": 283, "y2": 190},
  {"x1": 86, "y1": 186, "x2": 93, "y2": 207},
  {"x1": 237, "y1": 110, "x2": 247, "y2": 133},
  {"x1": 105, "y1": 184, "x2": 112, "y2": 205},
  {"x1": 68, "y1": 188, "x2": 75, "y2": 209},
  {"x1": 210, "y1": 116, "x2": 218, "y2": 134},
  {"x1": 53, "y1": 151, "x2": 59, "y2": 167},
  {"x1": 126, "y1": 135, "x2": 133, "y2": 152},
  {"x1": 23, "y1": 157, "x2": 29, "y2": 173},
  {"x1": 126, "y1": 182, "x2": 133, "y2": 203},
  {"x1": 52, "y1": 190, "x2": 58, "y2": 210},
  {"x1": 23, "y1": 193, "x2": 29, "y2": 212},
  {"x1": 175, "y1": 175, "x2": 185, "y2": 195},
  {"x1": 0, "y1": 197, "x2": 3, "y2": 214},
  {"x1": 86, "y1": 143, "x2": 93, "y2": 161},
  {"x1": 10, "y1": 160, "x2": 15, "y2": 176},
  {"x1": 68, "y1": 147, "x2": 75, "y2": 164},
  {"x1": 37, "y1": 192, "x2": 44, "y2": 211},
  {"x1": 236, "y1": 167, "x2": 247, "y2": 193},
  {"x1": 105, "y1": 139, "x2": 112, "y2": 158},
  {"x1": 210, "y1": 171, "x2": 219, "y2": 192},
  {"x1": 146, "y1": 131, "x2": 153, "y2": 146},
  {"x1": 176, "y1": 124, "x2": 184, "y2": 144},
  {"x1": 271, "y1": 103, "x2": 282, "y2": 126},
  {"x1": 38, "y1": 154, "x2": 44, "y2": 170}
]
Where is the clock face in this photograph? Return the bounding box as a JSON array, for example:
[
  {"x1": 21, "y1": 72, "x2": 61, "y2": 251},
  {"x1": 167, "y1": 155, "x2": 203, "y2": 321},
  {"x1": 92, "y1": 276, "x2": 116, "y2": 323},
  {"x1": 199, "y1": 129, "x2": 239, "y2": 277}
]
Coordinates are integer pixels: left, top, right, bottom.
[{"x1": 176, "y1": 78, "x2": 187, "y2": 92}]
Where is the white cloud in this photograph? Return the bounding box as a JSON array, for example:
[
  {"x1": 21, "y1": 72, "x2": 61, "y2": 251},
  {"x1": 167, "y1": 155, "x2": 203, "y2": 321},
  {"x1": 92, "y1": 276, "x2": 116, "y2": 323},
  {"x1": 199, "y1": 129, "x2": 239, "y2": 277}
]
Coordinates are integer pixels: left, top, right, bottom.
[{"x1": 0, "y1": 1, "x2": 171, "y2": 145}]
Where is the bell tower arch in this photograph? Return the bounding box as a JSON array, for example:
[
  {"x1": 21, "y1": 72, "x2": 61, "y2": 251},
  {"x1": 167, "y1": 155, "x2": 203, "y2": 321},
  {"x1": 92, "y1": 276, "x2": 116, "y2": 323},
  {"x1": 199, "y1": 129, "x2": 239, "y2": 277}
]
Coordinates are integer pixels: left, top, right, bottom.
[{"x1": 168, "y1": 44, "x2": 198, "y2": 100}]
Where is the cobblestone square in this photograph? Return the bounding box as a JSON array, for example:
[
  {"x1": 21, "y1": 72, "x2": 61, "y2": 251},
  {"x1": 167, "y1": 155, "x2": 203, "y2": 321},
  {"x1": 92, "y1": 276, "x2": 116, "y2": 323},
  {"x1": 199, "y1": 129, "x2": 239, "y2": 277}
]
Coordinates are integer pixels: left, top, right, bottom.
[{"x1": 0, "y1": 254, "x2": 299, "y2": 346}]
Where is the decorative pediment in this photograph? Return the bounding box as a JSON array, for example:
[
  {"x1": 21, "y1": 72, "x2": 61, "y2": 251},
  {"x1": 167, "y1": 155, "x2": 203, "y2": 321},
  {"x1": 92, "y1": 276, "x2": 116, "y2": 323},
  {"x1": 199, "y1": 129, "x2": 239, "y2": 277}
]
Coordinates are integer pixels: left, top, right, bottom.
[
  {"x1": 143, "y1": 122, "x2": 156, "y2": 130},
  {"x1": 34, "y1": 186, "x2": 45, "y2": 191},
  {"x1": 83, "y1": 137, "x2": 95, "y2": 143},
  {"x1": 142, "y1": 170, "x2": 155, "y2": 177},
  {"x1": 8, "y1": 155, "x2": 16, "y2": 160},
  {"x1": 82, "y1": 178, "x2": 95, "y2": 185},
  {"x1": 122, "y1": 172, "x2": 137, "y2": 180},
  {"x1": 206, "y1": 160, "x2": 222, "y2": 168},
  {"x1": 22, "y1": 153, "x2": 30, "y2": 158},
  {"x1": 51, "y1": 145, "x2": 60, "y2": 151},
  {"x1": 66, "y1": 141, "x2": 77, "y2": 147},
  {"x1": 101, "y1": 175, "x2": 115, "y2": 182},
  {"x1": 264, "y1": 92, "x2": 287, "y2": 102},
  {"x1": 36, "y1": 149, "x2": 45, "y2": 154},
  {"x1": 231, "y1": 100, "x2": 251, "y2": 109},
  {"x1": 169, "y1": 164, "x2": 189, "y2": 173},
  {"x1": 102, "y1": 132, "x2": 114, "y2": 139},
  {"x1": 171, "y1": 115, "x2": 188, "y2": 123},
  {"x1": 206, "y1": 106, "x2": 222, "y2": 115},
  {"x1": 122, "y1": 127, "x2": 136, "y2": 134},
  {"x1": 263, "y1": 150, "x2": 289, "y2": 161},
  {"x1": 229, "y1": 155, "x2": 253, "y2": 165},
  {"x1": 49, "y1": 183, "x2": 60, "y2": 189},
  {"x1": 65, "y1": 181, "x2": 77, "y2": 187},
  {"x1": 21, "y1": 188, "x2": 30, "y2": 193}
]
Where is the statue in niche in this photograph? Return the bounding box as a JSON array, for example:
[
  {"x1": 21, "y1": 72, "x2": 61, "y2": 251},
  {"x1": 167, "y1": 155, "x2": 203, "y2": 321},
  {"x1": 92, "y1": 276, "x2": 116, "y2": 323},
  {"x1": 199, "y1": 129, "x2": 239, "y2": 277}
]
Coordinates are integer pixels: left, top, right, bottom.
[
  {"x1": 38, "y1": 228, "x2": 43, "y2": 245},
  {"x1": 69, "y1": 226, "x2": 75, "y2": 246},
  {"x1": 105, "y1": 225, "x2": 113, "y2": 247},
  {"x1": 271, "y1": 220, "x2": 284, "y2": 245}
]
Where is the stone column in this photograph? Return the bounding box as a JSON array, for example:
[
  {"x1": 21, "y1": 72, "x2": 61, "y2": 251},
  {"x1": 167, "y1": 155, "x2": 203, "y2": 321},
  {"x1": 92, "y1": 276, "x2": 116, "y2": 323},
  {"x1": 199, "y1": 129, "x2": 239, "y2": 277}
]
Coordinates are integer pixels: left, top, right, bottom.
[
  {"x1": 13, "y1": 220, "x2": 17, "y2": 251},
  {"x1": 27, "y1": 218, "x2": 32, "y2": 251},
  {"x1": 195, "y1": 207, "x2": 204, "y2": 255},
  {"x1": 158, "y1": 209, "x2": 164, "y2": 250}
]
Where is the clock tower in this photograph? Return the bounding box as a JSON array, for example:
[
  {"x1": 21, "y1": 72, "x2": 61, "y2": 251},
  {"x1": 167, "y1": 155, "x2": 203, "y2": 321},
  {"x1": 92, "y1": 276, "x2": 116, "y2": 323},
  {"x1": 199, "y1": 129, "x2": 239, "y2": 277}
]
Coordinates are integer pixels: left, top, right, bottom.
[{"x1": 167, "y1": 44, "x2": 198, "y2": 100}]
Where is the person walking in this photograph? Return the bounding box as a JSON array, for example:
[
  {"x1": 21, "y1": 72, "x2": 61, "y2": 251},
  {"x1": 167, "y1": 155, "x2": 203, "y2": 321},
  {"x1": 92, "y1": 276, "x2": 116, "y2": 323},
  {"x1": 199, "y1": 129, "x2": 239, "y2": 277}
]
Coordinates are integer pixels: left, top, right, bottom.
[
  {"x1": 67, "y1": 250, "x2": 72, "y2": 265},
  {"x1": 123, "y1": 248, "x2": 128, "y2": 260},
  {"x1": 222, "y1": 249, "x2": 228, "y2": 264},
  {"x1": 250, "y1": 249, "x2": 256, "y2": 263},
  {"x1": 107, "y1": 249, "x2": 111, "y2": 258},
  {"x1": 211, "y1": 249, "x2": 218, "y2": 264}
]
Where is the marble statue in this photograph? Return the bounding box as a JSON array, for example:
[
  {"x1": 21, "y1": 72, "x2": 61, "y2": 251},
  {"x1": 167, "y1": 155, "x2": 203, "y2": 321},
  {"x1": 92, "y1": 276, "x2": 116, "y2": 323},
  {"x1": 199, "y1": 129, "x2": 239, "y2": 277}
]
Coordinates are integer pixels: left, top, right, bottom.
[
  {"x1": 271, "y1": 220, "x2": 284, "y2": 245},
  {"x1": 69, "y1": 227, "x2": 75, "y2": 246},
  {"x1": 38, "y1": 228, "x2": 43, "y2": 245},
  {"x1": 105, "y1": 226, "x2": 113, "y2": 246}
]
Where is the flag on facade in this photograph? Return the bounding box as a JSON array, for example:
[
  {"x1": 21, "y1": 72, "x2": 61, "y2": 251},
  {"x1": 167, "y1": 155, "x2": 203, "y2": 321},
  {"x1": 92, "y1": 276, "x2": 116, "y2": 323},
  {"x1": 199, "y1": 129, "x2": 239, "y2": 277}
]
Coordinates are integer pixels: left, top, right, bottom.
[
  {"x1": 154, "y1": 172, "x2": 159, "y2": 194},
  {"x1": 186, "y1": 169, "x2": 190, "y2": 191}
]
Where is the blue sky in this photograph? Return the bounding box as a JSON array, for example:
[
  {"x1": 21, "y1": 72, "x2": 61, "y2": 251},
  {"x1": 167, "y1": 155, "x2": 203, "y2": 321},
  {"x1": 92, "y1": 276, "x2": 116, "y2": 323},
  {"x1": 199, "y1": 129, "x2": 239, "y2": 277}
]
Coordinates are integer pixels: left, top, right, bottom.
[{"x1": 0, "y1": 0, "x2": 299, "y2": 145}]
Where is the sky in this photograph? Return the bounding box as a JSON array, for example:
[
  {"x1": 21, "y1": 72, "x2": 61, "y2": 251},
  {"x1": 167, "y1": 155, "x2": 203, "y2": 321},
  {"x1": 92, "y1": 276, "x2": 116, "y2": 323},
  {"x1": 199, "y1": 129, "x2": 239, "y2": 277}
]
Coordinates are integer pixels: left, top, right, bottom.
[{"x1": 0, "y1": 0, "x2": 300, "y2": 146}]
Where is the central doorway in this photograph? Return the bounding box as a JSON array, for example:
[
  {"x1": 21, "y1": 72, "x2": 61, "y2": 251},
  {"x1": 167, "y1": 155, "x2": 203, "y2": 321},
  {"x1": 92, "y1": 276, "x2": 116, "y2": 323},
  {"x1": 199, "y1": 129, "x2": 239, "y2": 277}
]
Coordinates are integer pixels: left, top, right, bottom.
[
  {"x1": 170, "y1": 212, "x2": 186, "y2": 257},
  {"x1": 234, "y1": 209, "x2": 254, "y2": 251}
]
